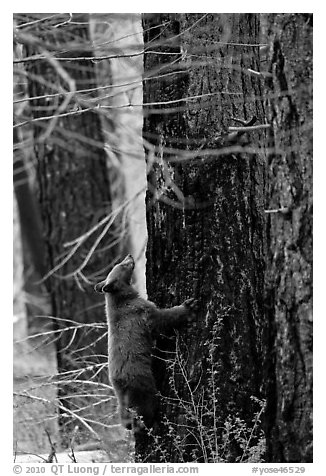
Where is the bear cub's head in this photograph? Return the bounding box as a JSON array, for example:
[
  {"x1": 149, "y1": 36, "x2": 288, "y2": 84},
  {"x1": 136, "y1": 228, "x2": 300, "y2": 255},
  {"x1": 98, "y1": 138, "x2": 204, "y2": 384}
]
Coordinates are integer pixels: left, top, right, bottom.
[{"x1": 94, "y1": 254, "x2": 135, "y2": 294}]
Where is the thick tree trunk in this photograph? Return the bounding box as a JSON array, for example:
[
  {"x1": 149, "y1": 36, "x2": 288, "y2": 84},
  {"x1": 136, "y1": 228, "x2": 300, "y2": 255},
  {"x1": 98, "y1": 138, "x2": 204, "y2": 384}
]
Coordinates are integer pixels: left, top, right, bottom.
[
  {"x1": 89, "y1": 13, "x2": 147, "y2": 296},
  {"x1": 22, "y1": 14, "x2": 116, "y2": 441},
  {"x1": 137, "y1": 13, "x2": 266, "y2": 463},
  {"x1": 264, "y1": 13, "x2": 313, "y2": 463}
]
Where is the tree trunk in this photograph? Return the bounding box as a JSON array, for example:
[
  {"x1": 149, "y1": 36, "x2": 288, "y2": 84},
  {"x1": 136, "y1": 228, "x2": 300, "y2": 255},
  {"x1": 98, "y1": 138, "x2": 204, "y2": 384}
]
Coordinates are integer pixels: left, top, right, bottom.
[
  {"x1": 22, "y1": 14, "x2": 116, "y2": 442},
  {"x1": 89, "y1": 13, "x2": 147, "y2": 296},
  {"x1": 13, "y1": 40, "x2": 49, "y2": 328},
  {"x1": 137, "y1": 13, "x2": 266, "y2": 463},
  {"x1": 264, "y1": 13, "x2": 313, "y2": 463}
]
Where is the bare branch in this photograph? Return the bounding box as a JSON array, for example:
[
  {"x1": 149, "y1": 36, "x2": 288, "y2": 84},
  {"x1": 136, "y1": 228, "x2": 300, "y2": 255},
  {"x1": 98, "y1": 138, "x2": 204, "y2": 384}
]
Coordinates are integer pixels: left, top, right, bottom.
[
  {"x1": 14, "y1": 391, "x2": 100, "y2": 439},
  {"x1": 36, "y1": 48, "x2": 76, "y2": 142}
]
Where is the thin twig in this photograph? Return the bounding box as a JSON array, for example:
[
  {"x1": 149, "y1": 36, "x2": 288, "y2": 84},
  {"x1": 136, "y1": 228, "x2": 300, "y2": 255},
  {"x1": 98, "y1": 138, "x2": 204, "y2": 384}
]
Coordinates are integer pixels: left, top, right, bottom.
[
  {"x1": 15, "y1": 14, "x2": 62, "y2": 29},
  {"x1": 68, "y1": 425, "x2": 79, "y2": 463},
  {"x1": 264, "y1": 207, "x2": 290, "y2": 214},
  {"x1": 44, "y1": 429, "x2": 58, "y2": 463},
  {"x1": 228, "y1": 124, "x2": 270, "y2": 132},
  {"x1": 246, "y1": 68, "x2": 272, "y2": 78}
]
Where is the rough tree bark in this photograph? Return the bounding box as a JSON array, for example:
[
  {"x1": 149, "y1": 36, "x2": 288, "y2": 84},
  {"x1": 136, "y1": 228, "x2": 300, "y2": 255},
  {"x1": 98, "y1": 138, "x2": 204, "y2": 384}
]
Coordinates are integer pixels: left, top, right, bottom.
[
  {"x1": 21, "y1": 14, "x2": 116, "y2": 441},
  {"x1": 264, "y1": 14, "x2": 313, "y2": 463},
  {"x1": 137, "y1": 13, "x2": 266, "y2": 462}
]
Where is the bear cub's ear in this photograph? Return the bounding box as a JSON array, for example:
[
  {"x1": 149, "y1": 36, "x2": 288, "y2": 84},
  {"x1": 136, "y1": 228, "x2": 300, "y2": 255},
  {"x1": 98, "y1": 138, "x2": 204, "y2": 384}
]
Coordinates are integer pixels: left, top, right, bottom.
[
  {"x1": 94, "y1": 279, "x2": 118, "y2": 293},
  {"x1": 94, "y1": 280, "x2": 106, "y2": 293},
  {"x1": 102, "y1": 281, "x2": 118, "y2": 293}
]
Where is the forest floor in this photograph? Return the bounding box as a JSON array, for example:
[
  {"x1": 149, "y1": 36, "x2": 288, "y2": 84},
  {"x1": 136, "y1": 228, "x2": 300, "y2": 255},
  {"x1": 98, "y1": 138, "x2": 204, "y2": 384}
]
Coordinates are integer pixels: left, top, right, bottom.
[
  {"x1": 13, "y1": 314, "x2": 60, "y2": 456},
  {"x1": 13, "y1": 314, "x2": 133, "y2": 463}
]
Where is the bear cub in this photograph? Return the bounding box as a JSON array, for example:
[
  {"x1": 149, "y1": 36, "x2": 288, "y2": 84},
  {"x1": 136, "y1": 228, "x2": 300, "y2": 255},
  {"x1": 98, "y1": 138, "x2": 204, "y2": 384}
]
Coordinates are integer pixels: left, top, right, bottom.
[{"x1": 95, "y1": 254, "x2": 197, "y2": 432}]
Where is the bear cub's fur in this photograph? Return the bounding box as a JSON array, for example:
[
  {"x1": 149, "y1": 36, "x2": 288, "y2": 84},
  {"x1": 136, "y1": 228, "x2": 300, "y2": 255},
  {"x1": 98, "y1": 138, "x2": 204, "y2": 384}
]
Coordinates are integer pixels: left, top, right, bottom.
[{"x1": 95, "y1": 254, "x2": 197, "y2": 432}]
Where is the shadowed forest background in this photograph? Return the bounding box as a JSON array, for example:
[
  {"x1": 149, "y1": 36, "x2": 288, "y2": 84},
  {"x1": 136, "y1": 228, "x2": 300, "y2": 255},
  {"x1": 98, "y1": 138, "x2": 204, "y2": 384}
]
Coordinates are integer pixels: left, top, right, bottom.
[{"x1": 13, "y1": 13, "x2": 312, "y2": 464}]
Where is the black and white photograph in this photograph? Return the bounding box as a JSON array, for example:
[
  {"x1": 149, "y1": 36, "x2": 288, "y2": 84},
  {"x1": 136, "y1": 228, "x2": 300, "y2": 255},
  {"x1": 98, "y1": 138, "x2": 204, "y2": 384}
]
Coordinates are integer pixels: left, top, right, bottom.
[{"x1": 13, "y1": 12, "x2": 313, "y2": 467}]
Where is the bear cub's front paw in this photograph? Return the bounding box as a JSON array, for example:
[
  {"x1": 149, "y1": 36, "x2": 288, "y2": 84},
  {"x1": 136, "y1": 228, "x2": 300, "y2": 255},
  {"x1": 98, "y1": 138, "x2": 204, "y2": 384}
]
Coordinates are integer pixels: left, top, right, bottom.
[
  {"x1": 183, "y1": 298, "x2": 198, "y2": 310},
  {"x1": 182, "y1": 298, "x2": 198, "y2": 322}
]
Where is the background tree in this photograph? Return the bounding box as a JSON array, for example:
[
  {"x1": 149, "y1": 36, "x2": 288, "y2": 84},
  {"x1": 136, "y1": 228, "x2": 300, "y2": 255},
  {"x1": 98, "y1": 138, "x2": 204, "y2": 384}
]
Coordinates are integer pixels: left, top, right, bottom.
[
  {"x1": 138, "y1": 13, "x2": 266, "y2": 463},
  {"x1": 89, "y1": 13, "x2": 147, "y2": 296},
  {"x1": 13, "y1": 39, "x2": 49, "y2": 327},
  {"x1": 264, "y1": 13, "x2": 313, "y2": 463},
  {"x1": 15, "y1": 13, "x2": 119, "y2": 443}
]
